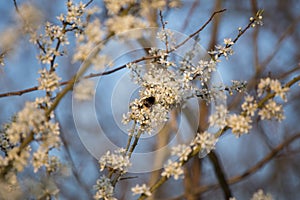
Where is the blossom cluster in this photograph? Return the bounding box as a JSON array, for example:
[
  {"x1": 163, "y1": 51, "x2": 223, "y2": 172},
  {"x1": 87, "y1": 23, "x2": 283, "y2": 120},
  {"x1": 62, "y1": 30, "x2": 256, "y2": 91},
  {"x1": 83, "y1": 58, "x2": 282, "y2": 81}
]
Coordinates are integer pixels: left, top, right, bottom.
[
  {"x1": 257, "y1": 77, "x2": 288, "y2": 121},
  {"x1": 94, "y1": 175, "x2": 117, "y2": 200},
  {"x1": 208, "y1": 76, "x2": 290, "y2": 137},
  {"x1": 161, "y1": 131, "x2": 218, "y2": 180},
  {"x1": 38, "y1": 68, "x2": 61, "y2": 92},
  {"x1": 0, "y1": 101, "x2": 61, "y2": 177},
  {"x1": 229, "y1": 189, "x2": 272, "y2": 200},
  {"x1": 98, "y1": 148, "x2": 131, "y2": 173},
  {"x1": 251, "y1": 189, "x2": 273, "y2": 200},
  {"x1": 209, "y1": 38, "x2": 234, "y2": 60},
  {"x1": 122, "y1": 36, "x2": 234, "y2": 134},
  {"x1": 131, "y1": 184, "x2": 152, "y2": 197},
  {"x1": 123, "y1": 57, "x2": 190, "y2": 133},
  {"x1": 257, "y1": 77, "x2": 289, "y2": 101}
]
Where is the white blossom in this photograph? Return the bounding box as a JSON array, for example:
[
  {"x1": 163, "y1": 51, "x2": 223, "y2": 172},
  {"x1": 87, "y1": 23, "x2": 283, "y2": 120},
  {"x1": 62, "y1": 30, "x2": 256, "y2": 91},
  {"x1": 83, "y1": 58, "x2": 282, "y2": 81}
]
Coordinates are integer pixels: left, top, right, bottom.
[
  {"x1": 37, "y1": 121, "x2": 61, "y2": 150},
  {"x1": 227, "y1": 114, "x2": 252, "y2": 137},
  {"x1": 32, "y1": 149, "x2": 49, "y2": 173},
  {"x1": 38, "y1": 69, "x2": 61, "y2": 92},
  {"x1": 7, "y1": 147, "x2": 30, "y2": 172},
  {"x1": 191, "y1": 131, "x2": 218, "y2": 154},
  {"x1": 250, "y1": 12, "x2": 264, "y2": 27},
  {"x1": 6, "y1": 102, "x2": 46, "y2": 144},
  {"x1": 161, "y1": 159, "x2": 184, "y2": 180},
  {"x1": 131, "y1": 184, "x2": 151, "y2": 197},
  {"x1": 46, "y1": 156, "x2": 61, "y2": 173},
  {"x1": 157, "y1": 29, "x2": 176, "y2": 49},
  {"x1": 257, "y1": 78, "x2": 289, "y2": 101},
  {"x1": 209, "y1": 41, "x2": 234, "y2": 59},
  {"x1": 85, "y1": 19, "x2": 103, "y2": 43},
  {"x1": 258, "y1": 99, "x2": 285, "y2": 121},
  {"x1": 94, "y1": 175, "x2": 117, "y2": 200},
  {"x1": 0, "y1": 27, "x2": 21, "y2": 51},
  {"x1": 209, "y1": 104, "x2": 228, "y2": 128},
  {"x1": 99, "y1": 149, "x2": 131, "y2": 173},
  {"x1": 92, "y1": 55, "x2": 113, "y2": 71},
  {"x1": 223, "y1": 38, "x2": 234, "y2": 46},
  {"x1": 171, "y1": 144, "x2": 192, "y2": 162},
  {"x1": 251, "y1": 189, "x2": 273, "y2": 200},
  {"x1": 241, "y1": 95, "x2": 258, "y2": 116},
  {"x1": 269, "y1": 79, "x2": 289, "y2": 101},
  {"x1": 4, "y1": 101, "x2": 61, "y2": 174},
  {"x1": 123, "y1": 61, "x2": 189, "y2": 133},
  {"x1": 65, "y1": 1, "x2": 85, "y2": 26}
]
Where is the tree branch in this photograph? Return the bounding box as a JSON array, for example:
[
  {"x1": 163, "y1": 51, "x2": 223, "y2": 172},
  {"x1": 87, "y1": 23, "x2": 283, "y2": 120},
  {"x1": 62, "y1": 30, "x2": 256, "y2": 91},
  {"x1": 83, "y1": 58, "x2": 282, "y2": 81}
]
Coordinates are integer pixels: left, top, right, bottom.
[
  {"x1": 170, "y1": 133, "x2": 300, "y2": 200},
  {"x1": 0, "y1": 9, "x2": 227, "y2": 99},
  {"x1": 208, "y1": 151, "x2": 233, "y2": 199},
  {"x1": 173, "y1": 9, "x2": 227, "y2": 51}
]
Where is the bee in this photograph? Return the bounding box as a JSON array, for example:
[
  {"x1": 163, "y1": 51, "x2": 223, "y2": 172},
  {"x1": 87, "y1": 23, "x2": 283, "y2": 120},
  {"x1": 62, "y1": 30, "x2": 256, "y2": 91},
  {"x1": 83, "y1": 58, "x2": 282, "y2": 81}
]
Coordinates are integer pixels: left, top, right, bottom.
[{"x1": 141, "y1": 96, "x2": 156, "y2": 108}]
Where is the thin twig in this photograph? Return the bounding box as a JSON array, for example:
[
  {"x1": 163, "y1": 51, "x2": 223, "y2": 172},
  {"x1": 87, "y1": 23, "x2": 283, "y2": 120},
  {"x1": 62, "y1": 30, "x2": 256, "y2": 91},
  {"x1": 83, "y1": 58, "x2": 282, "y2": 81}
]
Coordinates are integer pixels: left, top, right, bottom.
[
  {"x1": 84, "y1": 0, "x2": 94, "y2": 8},
  {"x1": 159, "y1": 10, "x2": 169, "y2": 52},
  {"x1": 0, "y1": 55, "x2": 156, "y2": 98},
  {"x1": 112, "y1": 130, "x2": 142, "y2": 186},
  {"x1": 13, "y1": 0, "x2": 20, "y2": 14},
  {"x1": 173, "y1": 9, "x2": 227, "y2": 51}
]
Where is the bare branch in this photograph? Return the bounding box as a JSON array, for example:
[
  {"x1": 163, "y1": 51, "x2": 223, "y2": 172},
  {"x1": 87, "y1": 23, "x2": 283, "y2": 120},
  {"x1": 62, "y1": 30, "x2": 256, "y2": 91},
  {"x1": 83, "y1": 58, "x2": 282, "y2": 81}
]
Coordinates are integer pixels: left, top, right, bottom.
[
  {"x1": 173, "y1": 9, "x2": 227, "y2": 51},
  {"x1": 208, "y1": 151, "x2": 233, "y2": 199}
]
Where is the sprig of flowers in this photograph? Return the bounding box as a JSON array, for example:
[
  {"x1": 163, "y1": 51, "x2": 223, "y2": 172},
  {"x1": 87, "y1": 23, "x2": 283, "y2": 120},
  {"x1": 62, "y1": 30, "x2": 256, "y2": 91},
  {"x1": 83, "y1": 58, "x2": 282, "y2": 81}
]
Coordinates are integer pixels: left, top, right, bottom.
[
  {"x1": 131, "y1": 184, "x2": 152, "y2": 197},
  {"x1": 251, "y1": 189, "x2": 273, "y2": 200},
  {"x1": 94, "y1": 175, "x2": 117, "y2": 200},
  {"x1": 1, "y1": 101, "x2": 61, "y2": 176},
  {"x1": 98, "y1": 148, "x2": 131, "y2": 174}
]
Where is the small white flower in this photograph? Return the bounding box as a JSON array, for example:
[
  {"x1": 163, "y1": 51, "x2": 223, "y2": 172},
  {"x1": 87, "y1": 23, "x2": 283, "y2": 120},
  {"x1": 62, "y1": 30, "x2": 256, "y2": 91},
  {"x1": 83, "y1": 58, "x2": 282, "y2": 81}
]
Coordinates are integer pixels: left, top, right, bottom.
[
  {"x1": 32, "y1": 149, "x2": 49, "y2": 173},
  {"x1": 258, "y1": 99, "x2": 285, "y2": 121},
  {"x1": 99, "y1": 149, "x2": 131, "y2": 173},
  {"x1": 251, "y1": 189, "x2": 273, "y2": 200},
  {"x1": 241, "y1": 95, "x2": 258, "y2": 116},
  {"x1": 227, "y1": 114, "x2": 252, "y2": 137},
  {"x1": 7, "y1": 102, "x2": 46, "y2": 144},
  {"x1": 7, "y1": 147, "x2": 30, "y2": 172},
  {"x1": 269, "y1": 79, "x2": 289, "y2": 101},
  {"x1": 224, "y1": 38, "x2": 234, "y2": 45},
  {"x1": 161, "y1": 159, "x2": 184, "y2": 180},
  {"x1": 191, "y1": 131, "x2": 218, "y2": 154},
  {"x1": 209, "y1": 105, "x2": 228, "y2": 128},
  {"x1": 131, "y1": 184, "x2": 151, "y2": 197},
  {"x1": 258, "y1": 78, "x2": 289, "y2": 101},
  {"x1": 171, "y1": 144, "x2": 192, "y2": 162},
  {"x1": 38, "y1": 69, "x2": 61, "y2": 92},
  {"x1": 93, "y1": 175, "x2": 117, "y2": 200}
]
